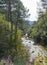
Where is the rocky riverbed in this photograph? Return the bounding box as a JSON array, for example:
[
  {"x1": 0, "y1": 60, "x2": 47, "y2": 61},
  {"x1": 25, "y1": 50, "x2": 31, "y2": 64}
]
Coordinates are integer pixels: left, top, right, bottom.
[{"x1": 21, "y1": 37, "x2": 47, "y2": 63}]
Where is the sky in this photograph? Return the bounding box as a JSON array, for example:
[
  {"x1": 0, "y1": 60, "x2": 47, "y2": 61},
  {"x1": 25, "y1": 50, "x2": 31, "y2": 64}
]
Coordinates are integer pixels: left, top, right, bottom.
[{"x1": 21, "y1": 0, "x2": 40, "y2": 21}]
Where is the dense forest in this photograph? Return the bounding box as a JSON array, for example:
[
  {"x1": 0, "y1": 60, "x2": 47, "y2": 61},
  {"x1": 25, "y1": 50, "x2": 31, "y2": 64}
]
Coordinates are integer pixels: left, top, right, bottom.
[
  {"x1": 29, "y1": 0, "x2": 47, "y2": 46},
  {"x1": 0, "y1": 0, "x2": 47, "y2": 65},
  {"x1": 0, "y1": 0, "x2": 30, "y2": 65}
]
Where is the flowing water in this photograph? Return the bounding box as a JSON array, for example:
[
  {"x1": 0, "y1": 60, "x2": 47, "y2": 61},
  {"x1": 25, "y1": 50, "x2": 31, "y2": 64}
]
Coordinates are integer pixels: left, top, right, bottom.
[{"x1": 21, "y1": 37, "x2": 47, "y2": 62}]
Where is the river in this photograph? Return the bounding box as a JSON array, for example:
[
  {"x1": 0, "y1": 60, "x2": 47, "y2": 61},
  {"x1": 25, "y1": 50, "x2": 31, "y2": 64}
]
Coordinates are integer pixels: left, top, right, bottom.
[{"x1": 21, "y1": 37, "x2": 47, "y2": 62}]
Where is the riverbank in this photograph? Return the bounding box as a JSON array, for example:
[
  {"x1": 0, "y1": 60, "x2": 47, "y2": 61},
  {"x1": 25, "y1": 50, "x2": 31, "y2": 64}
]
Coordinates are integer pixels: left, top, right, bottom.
[{"x1": 21, "y1": 37, "x2": 47, "y2": 65}]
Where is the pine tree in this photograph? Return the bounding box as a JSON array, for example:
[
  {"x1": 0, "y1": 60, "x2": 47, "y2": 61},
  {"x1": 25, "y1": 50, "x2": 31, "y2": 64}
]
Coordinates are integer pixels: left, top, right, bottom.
[
  {"x1": 41, "y1": 0, "x2": 47, "y2": 9},
  {"x1": 0, "y1": 0, "x2": 29, "y2": 60}
]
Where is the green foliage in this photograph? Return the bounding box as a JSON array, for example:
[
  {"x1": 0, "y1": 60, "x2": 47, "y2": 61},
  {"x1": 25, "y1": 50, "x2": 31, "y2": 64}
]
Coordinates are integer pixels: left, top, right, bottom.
[
  {"x1": 0, "y1": 0, "x2": 29, "y2": 64},
  {"x1": 0, "y1": 13, "x2": 10, "y2": 57},
  {"x1": 0, "y1": 0, "x2": 30, "y2": 34},
  {"x1": 0, "y1": 13, "x2": 28, "y2": 65},
  {"x1": 34, "y1": 56, "x2": 47, "y2": 65},
  {"x1": 0, "y1": 61, "x2": 4, "y2": 65},
  {"x1": 30, "y1": 11, "x2": 47, "y2": 45}
]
